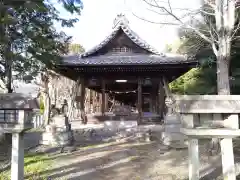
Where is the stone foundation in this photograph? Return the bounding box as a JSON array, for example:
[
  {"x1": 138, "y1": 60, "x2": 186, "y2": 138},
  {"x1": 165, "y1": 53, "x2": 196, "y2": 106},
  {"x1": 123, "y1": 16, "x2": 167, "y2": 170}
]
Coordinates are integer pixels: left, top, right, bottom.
[
  {"x1": 41, "y1": 115, "x2": 74, "y2": 146},
  {"x1": 41, "y1": 129, "x2": 73, "y2": 146}
]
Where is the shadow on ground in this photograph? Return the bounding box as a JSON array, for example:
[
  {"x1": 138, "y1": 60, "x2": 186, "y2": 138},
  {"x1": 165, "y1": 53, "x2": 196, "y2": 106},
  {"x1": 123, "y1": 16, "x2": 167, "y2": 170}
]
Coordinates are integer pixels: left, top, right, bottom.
[{"x1": 3, "y1": 130, "x2": 240, "y2": 179}]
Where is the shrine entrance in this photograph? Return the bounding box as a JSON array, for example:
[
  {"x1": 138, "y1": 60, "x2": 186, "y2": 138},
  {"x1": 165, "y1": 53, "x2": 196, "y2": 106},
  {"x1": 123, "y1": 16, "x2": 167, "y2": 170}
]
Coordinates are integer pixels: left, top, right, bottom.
[
  {"x1": 85, "y1": 76, "x2": 166, "y2": 124},
  {"x1": 55, "y1": 14, "x2": 197, "y2": 124}
]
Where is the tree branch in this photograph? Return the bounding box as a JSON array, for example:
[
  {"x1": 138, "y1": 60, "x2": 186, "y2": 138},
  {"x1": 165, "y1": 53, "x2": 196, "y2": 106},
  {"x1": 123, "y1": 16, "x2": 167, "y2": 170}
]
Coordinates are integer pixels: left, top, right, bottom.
[
  {"x1": 167, "y1": 0, "x2": 172, "y2": 13},
  {"x1": 231, "y1": 19, "x2": 240, "y2": 40},
  {"x1": 141, "y1": 0, "x2": 213, "y2": 43},
  {"x1": 132, "y1": 12, "x2": 181, "y2": 25}
]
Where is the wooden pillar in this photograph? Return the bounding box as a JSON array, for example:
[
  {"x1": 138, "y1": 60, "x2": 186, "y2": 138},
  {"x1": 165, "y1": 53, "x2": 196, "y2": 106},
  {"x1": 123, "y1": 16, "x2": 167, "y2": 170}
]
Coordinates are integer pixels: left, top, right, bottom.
[
  {"x1": 105, "y1": 93, "x2": 108, "y2": 113},
  {"x1": 101, "y1": 79, "x2": 106, "y2": 115},
  {"x1": 92, "y1": 91, "x2": 97, "y2": 113},
  {"x1": 86, "y1": 88, "x2": 91, "y2": 114},
  {"x1": 137, "y1": 77, "x2": 143, "y2": 124},
  {"x1": 80, "y1": 78, "x2": 86, "y2": 124},
  {"x1": 98, "y1": 93, "x2": 101, "y2": 113},
  {"x1": 149, "y1": 95, "x2": 153, "y2": 113},
  {"x1": 158, "y1": 78, "x2": 165, "y2": 118},
  {"x1": 150, "y1": 80, "x2": 157, "y2": 113},
  {"x1": 150, "y1": 80, "x2": 158, "y2": 113}
]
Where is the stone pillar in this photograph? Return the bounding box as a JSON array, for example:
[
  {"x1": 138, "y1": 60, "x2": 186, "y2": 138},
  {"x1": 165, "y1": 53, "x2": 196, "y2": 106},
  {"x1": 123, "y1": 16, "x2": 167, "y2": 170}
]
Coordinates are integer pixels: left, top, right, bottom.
[
  {"x1": 189, "y1": 139, "x2": 199, "y2": 180},
  {"x1": 137, "y1": 77, "x2": 143, "y2": 124},
  {"x1": 221, "y1": 138, "x2": 235, "y2": 180},
  {"x1": 161, "y1": 77, "x2": 187, "y2": 148},
  {"x1": 183, "y1": 114, "x2": 199, "y2": 180},
  {"x1": 11, "y1": 132, "x2": 24, "y2": 180},
  {"x1": 221, "y1": 114, "x2": 238, "y2": 180}
]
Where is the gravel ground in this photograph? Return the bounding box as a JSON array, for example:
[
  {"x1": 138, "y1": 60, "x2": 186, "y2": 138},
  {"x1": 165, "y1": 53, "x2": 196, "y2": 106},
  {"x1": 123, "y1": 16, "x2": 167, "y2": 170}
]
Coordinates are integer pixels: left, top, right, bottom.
[
  {"x1": 39, "y1": 139, "x2": 239, "y2": 180},
  {"x1": 2, "y1": 127, "x2": 240, "y2": 180}
]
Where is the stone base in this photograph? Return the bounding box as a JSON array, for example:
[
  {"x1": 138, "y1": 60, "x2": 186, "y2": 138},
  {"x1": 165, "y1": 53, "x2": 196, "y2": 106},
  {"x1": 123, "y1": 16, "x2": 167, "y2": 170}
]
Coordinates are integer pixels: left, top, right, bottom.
[
  {"x1": 114, "y1": 127, "x2": 152, "y2": 143},
  {"x1": 41, "y1": 130, "x2": 73, "y2": 146},
  {"x1": 162, "y1": 114, "x2": 187, "y2": 149},
  {"x1": 135, "y1": 130, "x2": 151, "y2": 142},
  {"x1": 161, "y1": 132, "x2": 187, "y2": 149}
]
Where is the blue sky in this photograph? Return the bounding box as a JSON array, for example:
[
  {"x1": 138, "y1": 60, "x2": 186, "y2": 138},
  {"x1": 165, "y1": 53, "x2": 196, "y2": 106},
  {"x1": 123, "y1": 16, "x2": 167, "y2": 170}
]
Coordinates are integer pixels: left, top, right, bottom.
[{"x1": 55, "y1": 0, "x2": 201, "y2": 52}]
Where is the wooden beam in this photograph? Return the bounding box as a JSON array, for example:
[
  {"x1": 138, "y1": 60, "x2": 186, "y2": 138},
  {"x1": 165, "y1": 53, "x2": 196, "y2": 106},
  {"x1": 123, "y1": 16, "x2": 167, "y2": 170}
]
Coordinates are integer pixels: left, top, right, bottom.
[{"x1": 137, "y1": 77, "x2": 143, "y2": 125}]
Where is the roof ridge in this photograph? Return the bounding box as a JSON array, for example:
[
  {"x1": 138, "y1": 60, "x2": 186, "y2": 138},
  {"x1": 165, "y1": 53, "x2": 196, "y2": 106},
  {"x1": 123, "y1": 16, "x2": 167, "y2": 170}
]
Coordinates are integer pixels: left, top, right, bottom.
[
  {"x1": 81, "y1": 15, "x2": 163, "y2": 58},
  {"x1": 80, "y1": 25, "x2": 121, "y2": 58},
  {"x1": 119, "y1": 21, "x2": 162, "y2": 55}
]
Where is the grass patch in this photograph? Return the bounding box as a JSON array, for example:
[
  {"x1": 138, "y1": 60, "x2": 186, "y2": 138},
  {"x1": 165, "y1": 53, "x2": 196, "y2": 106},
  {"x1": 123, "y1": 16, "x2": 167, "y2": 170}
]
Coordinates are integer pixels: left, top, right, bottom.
[
  {"x1": 25, "y1": 128, "x2": 44, "y2": 133},
  {"x1": 0, "y1": 153, "x2": 54, "y2": 180}
]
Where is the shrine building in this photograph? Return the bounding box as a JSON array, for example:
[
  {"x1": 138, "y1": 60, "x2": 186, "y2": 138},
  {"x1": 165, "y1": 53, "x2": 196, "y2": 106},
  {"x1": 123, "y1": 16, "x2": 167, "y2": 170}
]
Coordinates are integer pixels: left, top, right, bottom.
[{"x1": 55, "y1": 14, "x2": 197, "y2": 124}]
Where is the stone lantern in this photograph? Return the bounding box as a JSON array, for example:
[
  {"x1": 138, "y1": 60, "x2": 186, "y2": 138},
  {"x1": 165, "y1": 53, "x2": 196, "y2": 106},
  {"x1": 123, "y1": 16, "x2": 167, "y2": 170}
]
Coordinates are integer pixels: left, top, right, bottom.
[{"x1": 0, "y1": 93, "x2": 35, "y2": 180}]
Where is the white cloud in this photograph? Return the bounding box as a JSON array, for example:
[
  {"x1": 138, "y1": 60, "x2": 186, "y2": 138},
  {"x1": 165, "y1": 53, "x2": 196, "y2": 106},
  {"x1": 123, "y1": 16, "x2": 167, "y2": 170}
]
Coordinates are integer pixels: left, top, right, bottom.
[{"x1": 55, "y1": 0, "x2": 201, "y2": 51}]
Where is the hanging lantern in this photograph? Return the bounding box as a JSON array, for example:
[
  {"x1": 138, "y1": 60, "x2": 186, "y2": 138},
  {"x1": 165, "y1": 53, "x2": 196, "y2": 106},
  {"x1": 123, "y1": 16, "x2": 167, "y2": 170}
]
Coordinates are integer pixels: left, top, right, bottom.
[
  {"x1": 88, "y1": 78, "x2": 99, "y2": 86},
  {"x1": 144, "y1": 78, "x2": 152, "y2": 86}
]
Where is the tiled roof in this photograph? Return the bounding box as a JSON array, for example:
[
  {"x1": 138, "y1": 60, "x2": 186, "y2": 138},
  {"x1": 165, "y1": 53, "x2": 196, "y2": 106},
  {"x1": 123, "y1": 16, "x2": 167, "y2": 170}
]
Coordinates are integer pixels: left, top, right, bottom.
[
  {"x1": 80, "y1": 15, "x2": 161, "y2": 57},
  {"x1": 62, "y1": 53, "x2": 194, "y2": 66},
  {"x1": 61, "y1": 14, "x2": 196, "y2": 66}
]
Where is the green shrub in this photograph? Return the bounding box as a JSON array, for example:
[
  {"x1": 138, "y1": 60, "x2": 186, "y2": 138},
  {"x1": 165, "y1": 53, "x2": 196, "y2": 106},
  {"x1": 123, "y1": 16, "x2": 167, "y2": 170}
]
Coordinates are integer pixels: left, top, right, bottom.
[{"x1": 39, "y1": 95, "x2": 44, "y2": 115}]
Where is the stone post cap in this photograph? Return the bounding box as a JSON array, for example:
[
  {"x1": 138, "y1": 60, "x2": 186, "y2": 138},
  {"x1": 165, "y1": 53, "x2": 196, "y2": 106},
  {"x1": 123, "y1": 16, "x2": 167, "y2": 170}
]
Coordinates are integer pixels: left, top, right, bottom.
[
  {"x1": 0, "y1": 93, "x2": 36, "y2": 110},
  {"x1": 174, "y1": 95, "x2": 240, "y2": 113}
]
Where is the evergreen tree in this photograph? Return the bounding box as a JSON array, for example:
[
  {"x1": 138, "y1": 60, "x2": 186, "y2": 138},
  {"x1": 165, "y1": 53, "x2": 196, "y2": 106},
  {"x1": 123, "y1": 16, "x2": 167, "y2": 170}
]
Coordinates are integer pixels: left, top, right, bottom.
[{"x1": 0, "y1": 0, "x2": 83, "y2": 92}]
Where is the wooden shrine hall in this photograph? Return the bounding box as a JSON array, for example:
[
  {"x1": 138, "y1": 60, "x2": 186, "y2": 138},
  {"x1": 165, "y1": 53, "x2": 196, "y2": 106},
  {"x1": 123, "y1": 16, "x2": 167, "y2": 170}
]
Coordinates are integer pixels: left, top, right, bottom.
[{"x1": 55, "y1": 14, "x2": 197, "y2": 124}]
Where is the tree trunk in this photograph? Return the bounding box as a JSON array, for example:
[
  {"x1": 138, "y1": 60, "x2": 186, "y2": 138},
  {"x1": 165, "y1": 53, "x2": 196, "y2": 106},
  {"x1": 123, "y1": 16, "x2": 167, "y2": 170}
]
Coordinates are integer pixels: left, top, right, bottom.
[
  {"x1": 212, "y1": 0, "x2": 232, "y2": 153},
  {"x1": 68, "y1": 79, "x2": 80, "y2": 120},
  {"x1": 41, "y1": 72, "x2": 51, "y2": 125},
  {"x1": 215, "y1": 0, "x2": 233, "y2": 95},
  {"x1": 216, "y1": 56, "x2": 230, "y2": 95},
  {"x1": 216, "y1": 35, "x2": 231, "y2": 95},
  {"x1": 5, "y1": 62, "x2": 12, "y2": 93},
  {"x1": 43, "y1": 92, "x2": 51, "y2": 125},
  {"x1": 5, "y1": 43, "x2": 12, "y2": 93}
]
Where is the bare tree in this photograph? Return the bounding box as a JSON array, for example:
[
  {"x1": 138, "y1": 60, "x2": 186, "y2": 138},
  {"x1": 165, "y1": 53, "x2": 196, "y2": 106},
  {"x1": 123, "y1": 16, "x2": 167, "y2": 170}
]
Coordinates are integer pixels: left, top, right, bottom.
[
  {"x1": 135, "y1": 0, "x2": 239, "y2": 156},
  {"x1": 135, "y1": 0, "x2": 238, "y2": 95}
]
